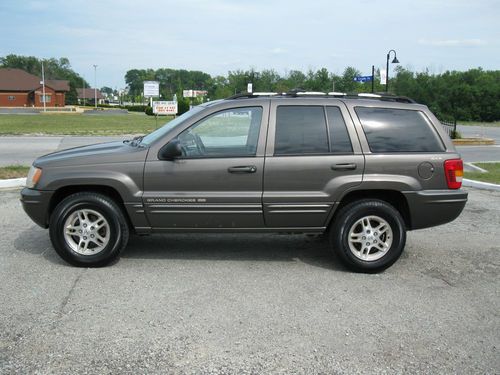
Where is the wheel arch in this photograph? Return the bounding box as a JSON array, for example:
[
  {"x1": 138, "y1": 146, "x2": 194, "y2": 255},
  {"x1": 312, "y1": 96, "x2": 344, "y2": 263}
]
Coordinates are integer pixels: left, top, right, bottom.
[
  {"x1": 329, "y1": 189, "x2": 412, "y2": 230},
  {"x1": 48, "y1": 185, "x2": 134, "y2": 231}
]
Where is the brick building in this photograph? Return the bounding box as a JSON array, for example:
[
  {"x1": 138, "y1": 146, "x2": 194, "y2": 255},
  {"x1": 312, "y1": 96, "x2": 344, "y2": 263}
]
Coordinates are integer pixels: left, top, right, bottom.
[
  {"x1": 76, "y1": 88, "x2": 104, "y2": 105},
  {"x1": 0, "y1": 68, "x2": 70, "y2": 107}
]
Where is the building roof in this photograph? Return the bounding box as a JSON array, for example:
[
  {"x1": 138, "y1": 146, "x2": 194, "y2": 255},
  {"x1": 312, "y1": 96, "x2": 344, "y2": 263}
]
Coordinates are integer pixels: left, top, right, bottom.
[
  {"x1": 76, "y1": 88, "x2": 104, "y2": 99},
  {"x1": 0, "y1": 68, "x2": 70, "y2": 92},
  {"x1": 46, "y1": 79, "x2": 70, "y2": 91}
]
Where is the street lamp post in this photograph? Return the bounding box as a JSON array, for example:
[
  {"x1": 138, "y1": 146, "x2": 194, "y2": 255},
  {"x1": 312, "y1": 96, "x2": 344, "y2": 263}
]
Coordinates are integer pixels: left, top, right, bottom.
[
  {"x1": 93, "y1": 64, "x2": 98, "y2": 109},
  {"x1": 385, "y1": 49, "x2": 400, "y2": 93}
]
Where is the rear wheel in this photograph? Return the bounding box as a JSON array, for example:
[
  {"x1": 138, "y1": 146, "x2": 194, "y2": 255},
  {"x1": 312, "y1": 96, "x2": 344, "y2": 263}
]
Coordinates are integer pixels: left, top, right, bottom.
[
  {"x1": 49, "y1": 192, "x2": 129, "y2": 267},
  {"x1": 330, "y1": 199, "x2": 406, "y2": 273}
]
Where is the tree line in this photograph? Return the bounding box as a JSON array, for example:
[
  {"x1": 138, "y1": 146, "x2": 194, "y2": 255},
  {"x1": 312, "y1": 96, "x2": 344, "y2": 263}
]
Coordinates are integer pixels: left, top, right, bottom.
[
  {"x1": 1, "y1": 55, "x2": 498, "y2": 121},
  {"x1": 125, "y1": 66, "x2": 499, "y2": 122}
]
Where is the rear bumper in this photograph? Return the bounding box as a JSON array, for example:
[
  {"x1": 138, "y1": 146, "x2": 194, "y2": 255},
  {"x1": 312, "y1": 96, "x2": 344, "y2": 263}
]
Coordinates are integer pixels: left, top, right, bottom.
[
  {"x1": 20, "y1": 188, "x2": 53, "y2": 228},
  {"x1": 404, "y1": 189, "x2": 468, "y2": 230}
]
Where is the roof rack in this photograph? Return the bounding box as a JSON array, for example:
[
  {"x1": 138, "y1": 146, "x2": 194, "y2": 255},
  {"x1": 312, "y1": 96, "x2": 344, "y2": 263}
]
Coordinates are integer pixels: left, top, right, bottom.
[
  {"x1": 226, "y1": 92, "x2": 278, "y2": 99},
  {"x1": 226, "y1": 91, "x2": 416, "y2": 103}
]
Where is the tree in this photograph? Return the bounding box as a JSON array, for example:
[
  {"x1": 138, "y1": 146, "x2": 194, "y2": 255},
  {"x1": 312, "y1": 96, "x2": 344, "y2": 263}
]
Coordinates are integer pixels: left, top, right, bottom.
[{"x1": 0, "y1": 54, "x2": 88, "y2": 105}]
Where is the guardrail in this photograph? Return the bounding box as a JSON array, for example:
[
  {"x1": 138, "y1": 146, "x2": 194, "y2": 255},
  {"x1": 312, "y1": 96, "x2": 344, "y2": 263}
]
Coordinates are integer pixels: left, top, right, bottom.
[{"x1": 440, "y1": 119, "x2": 457, "y2": 139}]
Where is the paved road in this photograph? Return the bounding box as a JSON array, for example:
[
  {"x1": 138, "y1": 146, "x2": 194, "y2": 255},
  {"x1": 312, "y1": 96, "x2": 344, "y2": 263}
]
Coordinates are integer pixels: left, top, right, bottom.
[
  {"x1": 457, "y1": 124, "x2": 500, "y2": 143},
  {"x1": 0, "y1": 187, "x2": 498, "y2": 373},
  {"x1": 0, "y1": 126, "x2": 498, "y2": 167},
  {"x1": 456, "y1": 125, "x2": 500, "y2": 162}
]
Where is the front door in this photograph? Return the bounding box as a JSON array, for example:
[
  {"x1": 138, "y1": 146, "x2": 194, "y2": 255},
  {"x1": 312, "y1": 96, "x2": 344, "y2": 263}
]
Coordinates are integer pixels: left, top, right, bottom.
[{"x1": 143, "y1": 105, "x2": 268, "y2": 230}]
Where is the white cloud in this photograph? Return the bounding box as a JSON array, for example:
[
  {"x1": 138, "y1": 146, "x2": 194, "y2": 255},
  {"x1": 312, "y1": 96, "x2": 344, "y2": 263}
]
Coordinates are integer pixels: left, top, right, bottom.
[
  {"x1": 270, "y1": 48, "x2": 287, "y2": 55},
  {"x1": 418, "y1": 38, "x2": 487, "y2": 47}
]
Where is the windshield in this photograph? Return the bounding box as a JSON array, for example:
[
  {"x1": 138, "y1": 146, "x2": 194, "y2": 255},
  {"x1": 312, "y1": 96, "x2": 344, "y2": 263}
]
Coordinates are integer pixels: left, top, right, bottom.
[{"x1": 140, "y1": 107, "x2": 203, "y2": 146}]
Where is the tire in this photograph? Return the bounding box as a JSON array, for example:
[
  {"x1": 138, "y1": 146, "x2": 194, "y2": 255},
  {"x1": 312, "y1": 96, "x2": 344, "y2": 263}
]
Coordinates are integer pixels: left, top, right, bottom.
[
  {"x1": 330, "y1": 199, "x2": 406, "y2": 273},
  {"x1": 49, "y1": 192, "x2": 129, "y2": 267}
]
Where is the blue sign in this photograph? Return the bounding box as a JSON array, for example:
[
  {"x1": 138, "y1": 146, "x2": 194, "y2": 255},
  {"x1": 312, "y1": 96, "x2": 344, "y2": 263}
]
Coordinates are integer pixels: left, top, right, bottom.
[{"x1": 353, "y1": 75, "x2": 373, "y2": 83}]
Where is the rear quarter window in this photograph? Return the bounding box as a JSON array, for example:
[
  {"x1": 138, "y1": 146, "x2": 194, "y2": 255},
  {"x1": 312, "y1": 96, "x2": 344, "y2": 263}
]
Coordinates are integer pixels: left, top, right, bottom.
[{"x1": 355, "y1": 107, "x2": 445, "y2": 153}]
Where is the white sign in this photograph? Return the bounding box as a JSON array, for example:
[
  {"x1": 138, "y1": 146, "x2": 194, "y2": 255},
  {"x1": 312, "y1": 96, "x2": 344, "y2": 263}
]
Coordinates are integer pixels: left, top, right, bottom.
[
  {"x1": 380, "y1": 69, "x2": 387, "y2": 85},
  {"x1": 153, "y1": 101, "x2": 178, "y2": 115},
  {"x1": 247, "y1": 83, "x2": 253, "y2": 93},
  {"x1": 183, "y1": 89, "x2": 208, "y2": 98},
  {"x1": 144, "y1": 81, "x2": 159, "y2": 97}
]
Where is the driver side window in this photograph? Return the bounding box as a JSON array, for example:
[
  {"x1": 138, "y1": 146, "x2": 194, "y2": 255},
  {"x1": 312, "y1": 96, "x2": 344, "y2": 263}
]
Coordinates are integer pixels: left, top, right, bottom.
[{"x1": 177, "y1": 106, "x2": 262, "y2": 158}]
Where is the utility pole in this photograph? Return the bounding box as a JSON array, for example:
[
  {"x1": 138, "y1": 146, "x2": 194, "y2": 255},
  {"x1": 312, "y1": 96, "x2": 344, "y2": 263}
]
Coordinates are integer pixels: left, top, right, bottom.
[
  {"x1": 41, "y1": 60, "x2": 46, "y2": 112},
  {"x1": 93, "y1": 64, "x2": 98, "y2": 109}
]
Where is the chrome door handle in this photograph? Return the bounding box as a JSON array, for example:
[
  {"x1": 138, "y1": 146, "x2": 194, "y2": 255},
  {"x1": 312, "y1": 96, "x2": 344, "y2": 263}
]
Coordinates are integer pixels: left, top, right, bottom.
[
  {"x1": 331, "y1": 163, "x2": 357, "y2": 171},
  {"x1": 228, "y1": 165, "x2": 257, "y2": 173}
]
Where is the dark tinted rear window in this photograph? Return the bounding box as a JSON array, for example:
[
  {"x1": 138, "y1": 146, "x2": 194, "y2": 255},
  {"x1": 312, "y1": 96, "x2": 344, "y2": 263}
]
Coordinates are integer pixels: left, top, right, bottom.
[
  {"x1": 275, "y1": 106, "x2": 329, "y2": 155},
  {"x1": 326, "y1": 106, "x2": 353, "y2": 154},
  {"x1": 355, "y1": 107, "x2": 444, "y2": 152}
]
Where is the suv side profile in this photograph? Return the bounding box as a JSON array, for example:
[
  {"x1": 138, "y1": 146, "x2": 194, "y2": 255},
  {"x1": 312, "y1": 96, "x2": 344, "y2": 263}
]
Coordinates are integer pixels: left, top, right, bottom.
[{"x1": 21, "y1": 92, "x2": 467, "y2": 272}]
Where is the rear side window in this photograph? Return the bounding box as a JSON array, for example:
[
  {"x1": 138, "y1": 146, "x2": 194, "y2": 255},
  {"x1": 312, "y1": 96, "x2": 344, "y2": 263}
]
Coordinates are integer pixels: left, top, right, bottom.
[
  {"x1": 355, "y1": 107, "x2": 444, "y2": 153},
  {"x1": 326, "y1": 106, "x2": 353, "y2": 154},
  {"x1": 275, "y1": 106, "x2": 329, "y2": 155}
]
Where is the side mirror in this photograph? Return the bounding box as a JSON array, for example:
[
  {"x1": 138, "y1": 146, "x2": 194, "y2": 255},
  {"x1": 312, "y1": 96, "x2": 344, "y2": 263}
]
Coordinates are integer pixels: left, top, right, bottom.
[{"x1": 158, "y1": 139, "x2": 182, "y2": 160}]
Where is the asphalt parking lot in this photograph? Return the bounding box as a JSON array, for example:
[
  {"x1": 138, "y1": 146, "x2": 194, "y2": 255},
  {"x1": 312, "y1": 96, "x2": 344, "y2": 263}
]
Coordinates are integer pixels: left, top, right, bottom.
[{"x1": 0, "y1": 188, "x2": 498, "y2": 374}]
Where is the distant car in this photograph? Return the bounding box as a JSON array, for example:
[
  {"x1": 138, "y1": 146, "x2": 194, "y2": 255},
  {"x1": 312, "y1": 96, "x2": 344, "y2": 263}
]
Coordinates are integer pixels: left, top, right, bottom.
[{"x1": 21, "y1": 92, "x2": 467, "y2": 272}]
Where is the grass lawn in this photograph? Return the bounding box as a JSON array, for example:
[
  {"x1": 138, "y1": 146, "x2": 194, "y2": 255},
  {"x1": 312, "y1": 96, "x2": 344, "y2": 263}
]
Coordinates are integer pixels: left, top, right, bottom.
[
  {"x1": 0, "y1": 165, "x2": 30, "y2": 179},
  {"x1": 458, "y1": 121, "x2": 500, "y2": 127},
  {"x1": 465, "y1": 163, "x2": 500, "y2": 184},
  {"x1": 0, "y1": 113, "x2": 173, "y2": 135}
]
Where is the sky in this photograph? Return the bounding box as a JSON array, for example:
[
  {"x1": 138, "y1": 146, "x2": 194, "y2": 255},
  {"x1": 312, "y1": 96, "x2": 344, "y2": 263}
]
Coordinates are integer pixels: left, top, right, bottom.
[{"x1": 0, "y1": 0, "x2": 499, "y2": 89}]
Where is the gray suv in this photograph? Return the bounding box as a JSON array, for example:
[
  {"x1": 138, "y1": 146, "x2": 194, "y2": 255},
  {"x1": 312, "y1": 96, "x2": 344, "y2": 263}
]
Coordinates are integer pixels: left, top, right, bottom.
[{"x1": 21, "y1": 92, "x2": 467, "y2": 272}]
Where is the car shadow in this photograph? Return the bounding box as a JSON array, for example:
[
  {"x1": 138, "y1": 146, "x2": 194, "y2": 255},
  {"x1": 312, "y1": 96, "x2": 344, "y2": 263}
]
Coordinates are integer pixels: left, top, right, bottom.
[
  {"x1": 14, "y1": 228, "x2": 346, "y2": 271},
  {"x1": 124, "y1": 233, "x2": 346, "y2": 271}
]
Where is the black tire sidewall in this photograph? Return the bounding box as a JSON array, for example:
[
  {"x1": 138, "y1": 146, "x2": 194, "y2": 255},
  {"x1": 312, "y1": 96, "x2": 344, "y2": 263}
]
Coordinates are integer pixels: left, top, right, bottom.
[
  {"x1": 50, "y1": 195, "x2": 124, "y2": 267},
  {"x1": 332, "y1": 201, "x2": 406, "y2": 272}
]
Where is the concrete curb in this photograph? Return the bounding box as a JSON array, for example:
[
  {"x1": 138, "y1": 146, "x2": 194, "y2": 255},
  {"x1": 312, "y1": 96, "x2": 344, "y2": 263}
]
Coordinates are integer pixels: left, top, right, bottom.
[
  {"x1": 464, "y1": 162, "x2": 488, "y2": 173},
  {"x1": 0, "y1": 178, "x2": 26, "y2": 190},
  {"x1": 462, "y1": 178, "x2": 500, "y2": 192},
  {"x1": 453, "y1": 138, "x2": 495, "y2": 146}
]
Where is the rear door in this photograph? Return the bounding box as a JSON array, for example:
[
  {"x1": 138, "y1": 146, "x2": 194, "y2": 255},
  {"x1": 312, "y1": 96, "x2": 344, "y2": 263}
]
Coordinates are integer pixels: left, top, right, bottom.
[{"x1": 263, "y1": 99, "x2": 364, "y2": 228}]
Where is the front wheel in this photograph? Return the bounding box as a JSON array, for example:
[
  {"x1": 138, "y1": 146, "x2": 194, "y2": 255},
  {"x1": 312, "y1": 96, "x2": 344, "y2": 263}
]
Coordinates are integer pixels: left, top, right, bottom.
[
  {"x1": 49, "y1": 192, "x2": 129, "y2": 267},
  {"x1": 330, "y1": 199, "x2": 406, "y2": 273}
]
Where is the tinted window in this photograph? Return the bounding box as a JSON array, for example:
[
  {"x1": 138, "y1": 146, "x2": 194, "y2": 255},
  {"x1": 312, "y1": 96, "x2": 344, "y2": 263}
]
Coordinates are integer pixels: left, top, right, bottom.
[
  {"x1": 178, "y1": 106, "x2": 262, "y2": 158},
  {"x1": 275, "y1": 106, "x2": 329, "y2": 155},
  {"x1": 326, "y1": 106, "x2": 353, "y2": 154},
  {"x1": 356, "y1": 107, "x2": 444, "y2": 153}
]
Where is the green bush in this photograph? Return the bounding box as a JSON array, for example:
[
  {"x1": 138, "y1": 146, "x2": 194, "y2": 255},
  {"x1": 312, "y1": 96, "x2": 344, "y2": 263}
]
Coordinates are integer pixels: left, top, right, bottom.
[
  {"x1": 177, "y1": 98, "x2": 190, "y2": 115},
  {"x1": 145, "y1": 106, "x2": 154, "y2": 116}
]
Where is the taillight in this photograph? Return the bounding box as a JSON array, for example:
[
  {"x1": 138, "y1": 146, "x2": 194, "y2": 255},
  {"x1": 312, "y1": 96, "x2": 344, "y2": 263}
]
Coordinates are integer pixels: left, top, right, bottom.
[{"x1": 444, "y1": 159, "x2": 463, "y2": 189}]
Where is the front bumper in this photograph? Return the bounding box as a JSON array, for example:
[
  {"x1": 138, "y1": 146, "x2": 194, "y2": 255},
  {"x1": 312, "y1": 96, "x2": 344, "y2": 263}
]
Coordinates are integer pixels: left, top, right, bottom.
[
  {"x1": 20, "y1": 188, "x2": 54, "y2": 228},
  {"x1": 404, "y1": 189, "x2": 468, "y2": 230}
]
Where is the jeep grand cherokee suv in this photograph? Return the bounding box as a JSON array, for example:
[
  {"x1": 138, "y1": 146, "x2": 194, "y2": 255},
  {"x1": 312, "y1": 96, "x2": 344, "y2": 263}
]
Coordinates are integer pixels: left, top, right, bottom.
[{"x1": 21, "y1": 92, "x2": 467, "y2": 272}]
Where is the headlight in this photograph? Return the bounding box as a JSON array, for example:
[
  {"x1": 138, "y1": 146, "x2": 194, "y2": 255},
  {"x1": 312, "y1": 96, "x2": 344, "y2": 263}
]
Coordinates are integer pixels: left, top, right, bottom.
[{"x1": 25, "y1": 166, "x2": 42, "y2": 188}]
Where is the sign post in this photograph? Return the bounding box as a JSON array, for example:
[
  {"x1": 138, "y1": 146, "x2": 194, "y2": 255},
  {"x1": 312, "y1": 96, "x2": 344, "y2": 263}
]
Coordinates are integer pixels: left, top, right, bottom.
[{"x1": 371, "y1": 65, "x2": 375, "y2": 93}]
